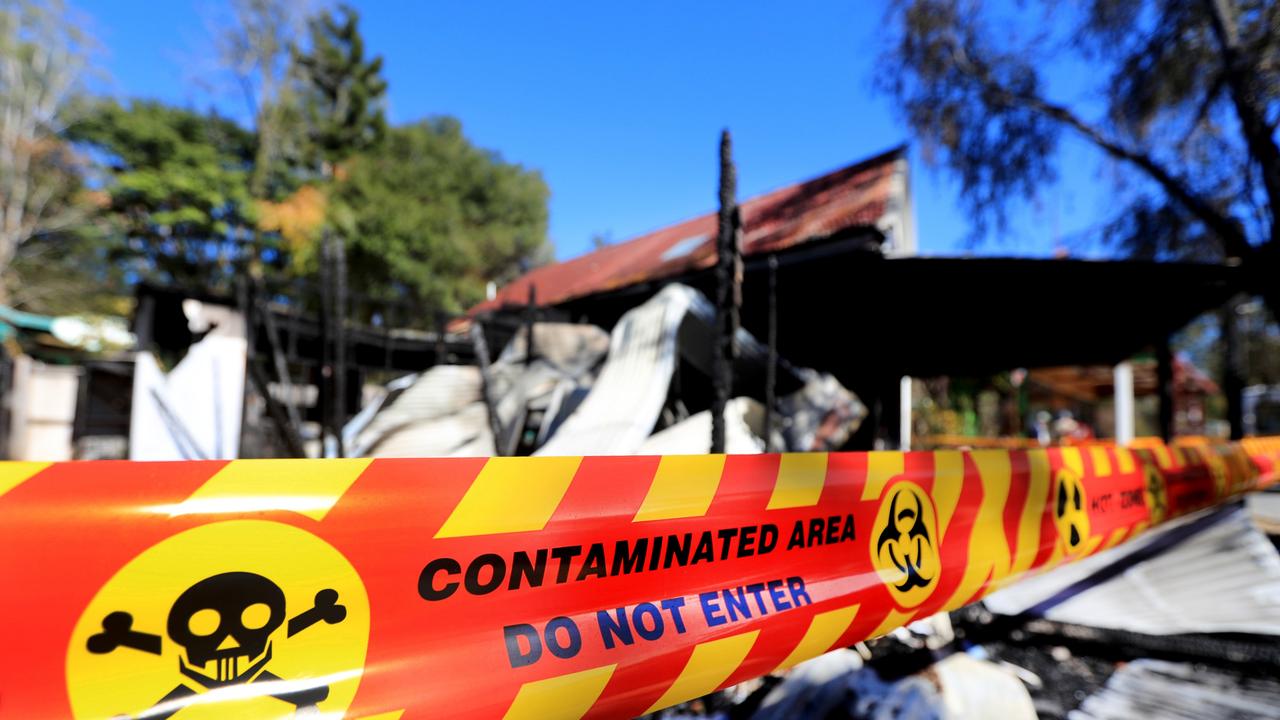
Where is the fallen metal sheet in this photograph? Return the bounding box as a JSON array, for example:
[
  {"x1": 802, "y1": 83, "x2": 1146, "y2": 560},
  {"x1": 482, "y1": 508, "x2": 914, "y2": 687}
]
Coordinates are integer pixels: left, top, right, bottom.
[
  {"x1": 534, "y1": 284, "x2": 701, "y2": 456},
  {"x1": 350, "y1": 324, "x2": 608, "y2": 458},
  {"x1": 1072, "y1": 659, "x2": 1280, "y2": 720},
  {"x1": 982, "y1": 505, "x2": 1280, "y2": 637},
  {"x1": 351, "y1": 365, "x2": 485, "y2": 457}
]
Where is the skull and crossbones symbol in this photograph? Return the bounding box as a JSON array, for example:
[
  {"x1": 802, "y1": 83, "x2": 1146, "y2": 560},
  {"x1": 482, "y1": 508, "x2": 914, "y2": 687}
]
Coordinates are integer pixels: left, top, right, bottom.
[
  {"x1": 85, "y1": 572, "x2": 346, "y2": 719},
  {"x1": 875, "y1": 487, "x2": 935, "y2": 593}
]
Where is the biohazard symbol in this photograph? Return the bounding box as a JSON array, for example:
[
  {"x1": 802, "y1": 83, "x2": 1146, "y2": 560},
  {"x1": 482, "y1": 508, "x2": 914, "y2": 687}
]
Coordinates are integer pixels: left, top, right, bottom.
[
  {"x1": 1143, "y1": 463, "x2": 1168, "y2": 524},
  {"x1": 1053, "y1": 467, "x2": 1090, "y2": 554},
  {"x1": 871, "y1": 481, "x2": 940, "y2": 608},
  {"x1": 66, "y1": 520, "x2": 369, "y2": 719}
]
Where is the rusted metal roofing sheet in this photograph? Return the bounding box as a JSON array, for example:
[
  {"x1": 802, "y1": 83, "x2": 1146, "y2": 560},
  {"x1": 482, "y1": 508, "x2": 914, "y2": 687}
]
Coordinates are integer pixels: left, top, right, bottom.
[{"x1": 472, "y1": 146, "x2": 905, "y2": 313}]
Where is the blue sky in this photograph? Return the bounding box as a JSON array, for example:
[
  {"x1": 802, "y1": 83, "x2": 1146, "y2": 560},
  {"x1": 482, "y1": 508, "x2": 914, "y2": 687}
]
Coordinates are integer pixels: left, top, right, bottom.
[{"x1": 75, "y1": 0, "x2": 1113, "y2": 262}]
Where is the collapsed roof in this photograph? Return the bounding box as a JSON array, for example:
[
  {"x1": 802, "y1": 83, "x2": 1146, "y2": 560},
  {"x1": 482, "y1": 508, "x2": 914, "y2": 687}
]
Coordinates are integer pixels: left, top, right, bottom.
[
  {"x1": 472, "y1": 146, "x2": 913, "y2": 314},
  {"x1": 472, "y1": 149, "x2": 1245, "y2": 445}
]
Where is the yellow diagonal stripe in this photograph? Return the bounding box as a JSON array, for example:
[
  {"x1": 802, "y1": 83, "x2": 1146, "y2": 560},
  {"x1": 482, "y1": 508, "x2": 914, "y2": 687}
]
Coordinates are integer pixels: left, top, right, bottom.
[
  {"x1": 167, "y1": 459, "x2": 371, "y2": 521},
  {"x1": 1089, "y1": 446, "x2": 1112, "y2": 476},
  {"x1": 437, "y1": 456, "x2": 583, "y2": 538},
  {"x1": 645, "y1": 631, "x2": 759, "y2": 714},
  {"x1": 869, "y1": 608, "x2": 915, "y2": 639},
  {"x1": 356, "y1": 712, "x2": 405, "y2": 720},
  {"x1": 1061, "y1": 447, "x2": 1084, "y2": 477},
  {"x1": 503, "y1": 664, "x2": 616, "y2": 720},
  {"x1": 1011, "y1": 450, "x2": 1050, "y2": 577},
  {"x1": 0, "y1": 462, "x2": 50, "y2": 499},
  {"x1": 634, "y1": 455, "x2": 725, "y2": 522},
  {"x1": 862, "y1": 451, "x2": 904, "y2": 501},
  {"x1": 1102, "y1": 527, "x2": 1128, "y2": 551},
  {"x1": 1171, "y1": 446, "x2": 1189, "y2": 466},
  {"x1": 932, "y1": 451, "x2": 964, "y2": 536},
  {"x1": 774, "y1": 604, "x2": 860, "y2": 671},
  {"x1": 767, "y1": 453, "x2": 828, "y2": 509},
  {"x1": 944, "y1": 450, "x2": 1012, "y2": 608},
  {"x1": 1115, "y1": 448, "x2": 1136, "y2": 474},
  {"x1": 1152, "y1": 445, "x2": 1174, "y2": 469}
]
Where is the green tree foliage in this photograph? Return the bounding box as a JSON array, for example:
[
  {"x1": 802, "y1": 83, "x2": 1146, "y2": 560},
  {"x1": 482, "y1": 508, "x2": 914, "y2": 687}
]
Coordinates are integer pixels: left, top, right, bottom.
[
  {"x1": 67, "y1": 100, "x2": 266, "y2": 292},
  {"x1": 293, "y1": 4, "x2": 386, "y2": 174},
  {"x1": 12, "y1": 1, "x2": 550, "y2": 325},
  {"x1": 880, "y1": 0, "x2": 1280, "y2": 315},
  {"x1": 328, "y1": 118, "x2": 551, "y2": 316}
]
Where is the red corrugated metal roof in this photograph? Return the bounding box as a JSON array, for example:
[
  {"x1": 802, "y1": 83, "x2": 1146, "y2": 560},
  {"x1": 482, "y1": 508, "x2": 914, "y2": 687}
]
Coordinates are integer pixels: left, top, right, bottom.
[{"x1": 471, "y1": 146, "x2": 904, "y2": 314}]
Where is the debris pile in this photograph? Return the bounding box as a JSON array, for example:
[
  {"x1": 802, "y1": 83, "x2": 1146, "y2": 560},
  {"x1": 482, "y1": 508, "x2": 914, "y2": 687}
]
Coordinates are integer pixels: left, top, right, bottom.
[{"x1": 352, "y1": 284, "x2": 865, "y2": 457}]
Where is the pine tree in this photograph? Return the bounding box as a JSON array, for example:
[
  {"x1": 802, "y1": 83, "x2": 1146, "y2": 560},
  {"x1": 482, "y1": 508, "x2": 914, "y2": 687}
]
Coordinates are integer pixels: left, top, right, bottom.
[{"x1": 292, "y1": 4, "x2": 386, "y2": 176}]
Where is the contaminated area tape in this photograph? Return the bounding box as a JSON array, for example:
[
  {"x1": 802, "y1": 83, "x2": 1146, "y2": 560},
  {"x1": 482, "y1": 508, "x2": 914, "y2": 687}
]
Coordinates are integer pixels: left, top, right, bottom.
[{"x1": 1, "y1": 438, "x2": 1279, "y2": 719}]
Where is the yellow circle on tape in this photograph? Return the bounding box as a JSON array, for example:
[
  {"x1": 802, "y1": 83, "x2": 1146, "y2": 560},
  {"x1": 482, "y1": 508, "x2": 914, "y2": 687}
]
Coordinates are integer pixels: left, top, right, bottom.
[
  {"x1": 1143, "y1": 464, "x2": 1168, "y2": 525},
  {"x1": 1054, "y1": 467, "x2": 1091, "y2": 555},
  {"x1": 66, "y1": 520, "x2": 369, "y2": 719}
]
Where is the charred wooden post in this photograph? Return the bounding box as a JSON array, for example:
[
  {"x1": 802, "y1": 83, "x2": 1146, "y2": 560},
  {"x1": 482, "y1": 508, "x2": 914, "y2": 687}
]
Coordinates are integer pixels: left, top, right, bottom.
[
  {"x1": 1156, "y1": 338, "x2": 1175, "y2": 442},
  {"x1": 318, "y1": 231, "x2": 333, "y2": 455},
  {"x1": 332, "y1": 232, "x2": 349, "y2": 458},
  {"x1": 711, "y1": 130, "x2": 742, "y2": 454},
  {"x1": 1222, "y1": 300, "x2": 1245, "y2": 440},
  {"x1": 470, "y1": 320, "x2": 505, "y2": 455},
  {"x1": 525, "y1": 284, "x2": 538, "y2": 367},
  {"x1": 435, "y1": 310, "x2": 448, "y2": 366},
  {"x1": 252, "y1": 278, "x2": 305, "y2": 455},
  {"x1": 764, "y1": 254, "x2": 779, "y2": 453}
]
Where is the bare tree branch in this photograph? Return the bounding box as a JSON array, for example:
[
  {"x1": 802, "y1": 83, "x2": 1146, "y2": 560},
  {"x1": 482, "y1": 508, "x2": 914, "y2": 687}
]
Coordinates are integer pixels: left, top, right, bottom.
[
  {"x1": 1204, "y1": 0, "x2": 1280, "y2": 243},
  {"x1": 0, "y1": 0, "x2": 90, "y2": 303},
  {"x1": 946, "y1": 41, "x2": 1255, "y2": 260}
]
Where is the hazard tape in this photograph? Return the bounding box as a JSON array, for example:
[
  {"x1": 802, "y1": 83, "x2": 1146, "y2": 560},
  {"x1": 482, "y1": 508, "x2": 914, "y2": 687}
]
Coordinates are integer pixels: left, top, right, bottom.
[{"x1": 0, "y1": 439, "x2": 1277, "y2": 719}]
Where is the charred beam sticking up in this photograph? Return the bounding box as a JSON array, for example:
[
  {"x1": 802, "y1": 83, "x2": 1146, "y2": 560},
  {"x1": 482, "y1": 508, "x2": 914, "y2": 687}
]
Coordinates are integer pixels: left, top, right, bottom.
[
  {"x1": 470, "y1": 320, "x2": 505, "y2": 455},
  {"x1": 332, "y1": 232, "x2": 349, "y2": 458},
  {"x1": 525, "y1": 284, "x2": 538, "y2": 367},
  {"x1": 253, "y1": 278, "x2": 305, "y2": 456},
  {"x1": 764, "y1": 254, "x2": 779, "y2": 453},
  {"x1": 1156, "y1": 338, "x2": 1175, "y2": 442},
  {"x1": 1222, "y1": 299, "x2": 1245, "y2": 440},
  {"x1": 248, "y1": 360, "x2": 307, "y2": 458},
  {"x1": 318, "y1": 230, "x2": 334, "y2": 456},
  {"x1": 435, "y1": 310, "x2": 449, "y2": 366},
  {"x1": 712, "y1": 130, "x2": 743, "y2": 454}
]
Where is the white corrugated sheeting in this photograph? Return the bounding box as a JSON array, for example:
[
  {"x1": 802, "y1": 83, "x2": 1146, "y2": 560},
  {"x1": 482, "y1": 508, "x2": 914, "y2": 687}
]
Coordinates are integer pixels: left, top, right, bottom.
[
  {"x1": 983, "y1": 506, "x2": 1280, "y2": 636},
  {"x1": 352, "y1": 365, "x2": 492, "y2": 457},
  {"x1": 1247, "y1": 490, "x2": 1280, "y2": 534},
  {"x1": 749, "y1": 650, "x2": 1036, "y2": 720},
  {"x1": 1071, "y1": 659, "x2": 1280, "y2": 720},
  {"x1": 364, "y1": 402, "x2": 495, "y2": 458},
  {"x1": 638, "y1": 398, "x2": 766, "y2": 455}
]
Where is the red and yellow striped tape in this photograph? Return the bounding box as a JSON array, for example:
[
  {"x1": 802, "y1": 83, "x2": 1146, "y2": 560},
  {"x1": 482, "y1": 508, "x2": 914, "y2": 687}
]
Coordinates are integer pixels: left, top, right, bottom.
[{"x1": 0, "y1": 439, "x2": 1276, "y2": 719}]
